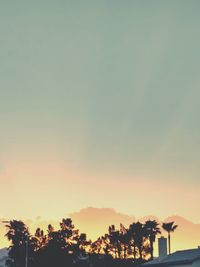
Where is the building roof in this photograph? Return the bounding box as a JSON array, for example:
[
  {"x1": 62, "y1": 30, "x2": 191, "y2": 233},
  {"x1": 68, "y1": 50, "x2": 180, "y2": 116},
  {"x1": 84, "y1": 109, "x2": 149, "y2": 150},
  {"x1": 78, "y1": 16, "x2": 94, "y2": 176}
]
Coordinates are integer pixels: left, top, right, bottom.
[{"x1": 143, "y1": 248, "x2": 200, "y2": 266}]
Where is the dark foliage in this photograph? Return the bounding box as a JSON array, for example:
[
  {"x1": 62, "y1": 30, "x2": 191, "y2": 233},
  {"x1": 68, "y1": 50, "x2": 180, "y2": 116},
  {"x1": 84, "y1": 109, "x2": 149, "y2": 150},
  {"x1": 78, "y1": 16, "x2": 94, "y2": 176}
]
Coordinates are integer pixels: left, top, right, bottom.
[{"x1": 4, "y1": 218, "x2": 177, "y2": 267}]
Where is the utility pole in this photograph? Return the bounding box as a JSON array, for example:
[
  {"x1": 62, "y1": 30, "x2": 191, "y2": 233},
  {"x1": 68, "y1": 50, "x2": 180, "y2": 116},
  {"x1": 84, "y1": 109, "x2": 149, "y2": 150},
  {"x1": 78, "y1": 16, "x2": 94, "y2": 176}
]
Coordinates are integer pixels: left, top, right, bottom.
[{"x1": 25, "y1": 234, "x2": 28, "y2": 267}]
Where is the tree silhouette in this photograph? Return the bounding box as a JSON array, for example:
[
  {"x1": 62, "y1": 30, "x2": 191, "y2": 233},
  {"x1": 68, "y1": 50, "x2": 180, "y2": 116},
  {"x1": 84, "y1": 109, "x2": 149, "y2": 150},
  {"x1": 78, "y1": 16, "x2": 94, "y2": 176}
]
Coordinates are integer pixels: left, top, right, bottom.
[
  {"x1": 119, "y1": 226, "x2": 130, "y2": 259},
  {"x1": 162, "y1": 221, "x2": 178, "y2": 254},
  {"x1": 33, "y1": 228, "x2": 47, "y2": 251},
  {"x1": 90, "y1": 237, "x2": 103, "y2": 255},
  {"x1": 101, "y1": 234, "x2": 111, "y2": 255},
  {"x1": 145, "y1": 220, "x2": 161, "y2": 260},
  {"x1": 5, "y1": 218, "x2": 89, "y2": 267},
  {"x1": 128, "y1": 221, "x2": 149, "y2": 261},
  {"x1": 5, "y1": 220, "x2": 31, "y2": 267},
  {"x1": 108, "y1": 225, "x2": 121, "y2": 258},
  {"x1": 4, "y1": 217, "x2": 176, "y2": 266}
]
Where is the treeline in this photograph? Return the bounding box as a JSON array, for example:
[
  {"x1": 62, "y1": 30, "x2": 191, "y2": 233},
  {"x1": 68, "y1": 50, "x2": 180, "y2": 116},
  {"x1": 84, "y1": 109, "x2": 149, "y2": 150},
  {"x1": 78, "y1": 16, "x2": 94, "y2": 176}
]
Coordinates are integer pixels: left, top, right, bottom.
[{"x1": 4, "y1": 219, "x2": 178, "y2": 267}]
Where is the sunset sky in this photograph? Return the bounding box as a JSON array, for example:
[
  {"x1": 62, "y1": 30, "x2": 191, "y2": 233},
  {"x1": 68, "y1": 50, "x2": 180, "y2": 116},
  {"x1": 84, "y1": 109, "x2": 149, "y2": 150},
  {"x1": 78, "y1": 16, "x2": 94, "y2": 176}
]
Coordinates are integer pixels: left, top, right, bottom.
[{"x1": 0, "y1": 0, "x2": 200, "y2": 233}]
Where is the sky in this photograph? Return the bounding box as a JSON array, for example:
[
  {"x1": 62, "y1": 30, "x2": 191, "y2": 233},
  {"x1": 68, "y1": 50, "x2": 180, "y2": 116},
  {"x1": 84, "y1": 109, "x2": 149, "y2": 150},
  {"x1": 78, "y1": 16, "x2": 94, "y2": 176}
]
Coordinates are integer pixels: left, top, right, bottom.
[{"x1": 0, "y1": 0, "x2": 200, "y2": 227}]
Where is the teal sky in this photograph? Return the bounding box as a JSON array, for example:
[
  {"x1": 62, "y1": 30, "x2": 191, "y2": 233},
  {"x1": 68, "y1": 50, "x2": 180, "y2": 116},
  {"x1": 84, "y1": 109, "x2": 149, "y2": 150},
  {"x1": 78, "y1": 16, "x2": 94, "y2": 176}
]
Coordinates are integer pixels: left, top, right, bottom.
[{"x1": 0, "y1": 1, "x2": 200, "y2": 221}]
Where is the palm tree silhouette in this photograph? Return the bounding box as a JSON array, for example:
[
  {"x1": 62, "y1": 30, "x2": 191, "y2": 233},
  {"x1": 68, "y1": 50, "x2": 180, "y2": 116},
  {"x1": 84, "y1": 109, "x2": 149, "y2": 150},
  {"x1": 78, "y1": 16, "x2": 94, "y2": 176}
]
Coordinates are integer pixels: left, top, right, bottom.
[
  {"x1": 108, "y1": 225, "x2": 122, "y2": 258},
  {"x1": 5, "y1": 220, "x2": 30, "y2": 267},
  {"x1": 162, "y1": 221, "x2": 178, "y2": 254},
  {"x1": 128, "y1": 222, "x2": 138, "y2": 260},
  {"x1": 129, "y1": 221, "x2": 148, "y2": 261},
  {"x1": 145, "y1": 220, "x2": 161, "y2": 260}
]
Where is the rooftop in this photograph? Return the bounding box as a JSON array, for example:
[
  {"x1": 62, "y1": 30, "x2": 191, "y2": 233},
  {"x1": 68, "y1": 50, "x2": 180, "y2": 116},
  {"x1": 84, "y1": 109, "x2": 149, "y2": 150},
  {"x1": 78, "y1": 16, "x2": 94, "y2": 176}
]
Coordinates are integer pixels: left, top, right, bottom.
[{"x1": 143, "y1": 248, "x2": 200, "y2": 266}]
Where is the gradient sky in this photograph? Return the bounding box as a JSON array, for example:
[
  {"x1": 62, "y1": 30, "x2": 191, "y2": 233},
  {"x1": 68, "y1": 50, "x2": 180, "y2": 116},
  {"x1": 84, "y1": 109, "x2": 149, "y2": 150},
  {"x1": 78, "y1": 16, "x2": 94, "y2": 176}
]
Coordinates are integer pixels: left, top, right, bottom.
[{"x1": 0, "y1": 1, "x2": 200, "y2": 223}]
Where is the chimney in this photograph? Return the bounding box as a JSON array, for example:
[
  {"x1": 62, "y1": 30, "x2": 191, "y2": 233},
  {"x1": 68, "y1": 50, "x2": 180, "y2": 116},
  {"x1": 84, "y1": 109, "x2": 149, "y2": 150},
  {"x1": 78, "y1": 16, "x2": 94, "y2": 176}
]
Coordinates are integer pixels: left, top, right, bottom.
[{"x1": 158, "y1": 236, "x2": 167, "y2": 260}]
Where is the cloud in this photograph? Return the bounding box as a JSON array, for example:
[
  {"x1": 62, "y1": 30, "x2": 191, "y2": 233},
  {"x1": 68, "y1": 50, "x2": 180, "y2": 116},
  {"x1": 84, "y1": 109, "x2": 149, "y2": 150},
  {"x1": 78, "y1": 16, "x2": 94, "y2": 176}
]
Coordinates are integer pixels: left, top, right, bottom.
[
  {"x1": 138, "y1": 215, "x2": 200, "y2": 253},
  {"x1": 70, "y1": 207, "x2": 135, "y2": 240},
  {"x1": 163, "y1": 215, "x2": 200, "y2": 251},
  {"x1": 1, "y1": 209, "x2": 200, "y2": 253},
  {"x1": 69, "y1": 209, "x2": 200, "y2": 252}
]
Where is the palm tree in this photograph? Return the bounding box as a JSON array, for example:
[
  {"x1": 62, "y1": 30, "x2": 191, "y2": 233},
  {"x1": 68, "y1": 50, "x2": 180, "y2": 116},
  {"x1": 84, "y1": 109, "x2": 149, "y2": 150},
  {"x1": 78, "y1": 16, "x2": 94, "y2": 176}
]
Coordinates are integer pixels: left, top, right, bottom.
[
  {"x1": 128, "y1": 222, "x2": 138, "y2": 260},
  {"x1": 108, "y1": 225, "x2": 122, "y2": 258},
  {"x1": 145, "y1": 220, "x2": 161, "y2": 260},
  {"x1": 129, "y1": 222, "x2": 148, "y2": 261},
  {"x1": 162, "y1": 222, "x2": 178, "y2": 254},
  {"x1": 5, "y1": 220, "x2": 30, "y2": 267},
  {"x1": 34, "y1": 227, "x2": 47, "y2": 250},
  {"x1": 119, "y1": 225, "x2": 130, "y2": 259}
]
